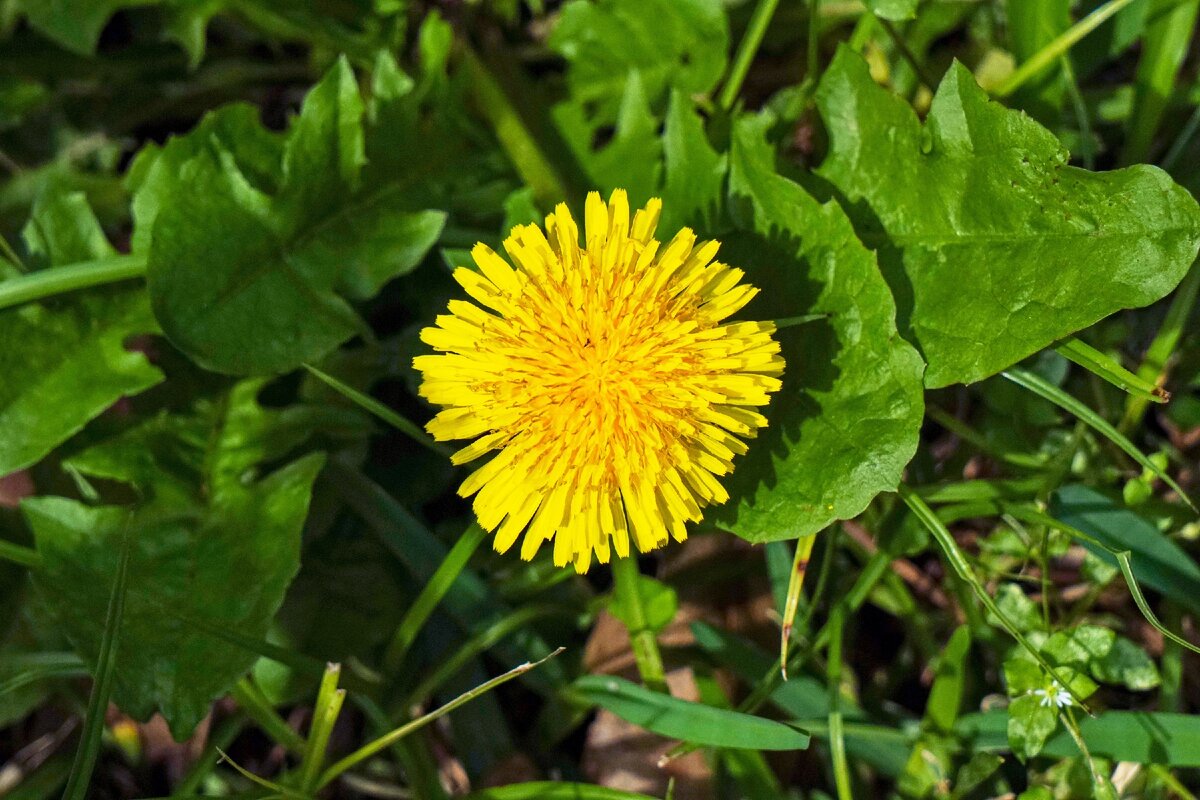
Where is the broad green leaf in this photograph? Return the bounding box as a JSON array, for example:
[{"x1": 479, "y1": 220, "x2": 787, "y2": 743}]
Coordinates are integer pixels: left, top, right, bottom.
[
  {"x1": 607, "y1": 574, "x2": 678, "y2": 635},
  {"x1": 1049, "y1": 484, "x2": 1200, "y2": 617},
  {"x1": 660, "y1": 90, "x2": 727, "y2": 234},
  {"x1": 147, "y1": 140, "x2": 362, "y2": 375},
  {"x1": 25, "y1": 453, "x2": 324, "y2": 739},
  {"x1": 713, "y1": 113, "x2": 925, "y2": 542},
  {"x1": 549, "y1": 0, "x2": 728, "y2": 122},
  {"x1": 144, "y1": 62, "x2": 446, "y2": 375},
  {"x1": 130, "y1": 103, "x2": 284, "y2": 253},
  {"x1": 959, "y1": 710, "x2": 1200, "y2": 766},
  {"x1": 572, "y1": 674, "x2": 811, "y2": 751},
  {"x1": 1091, "y1": 636, "x2": 1160, "y2": 691},
  {"x1": 864, "y1": 0, "x2": 918, "y2": 21},
  {"x1": 0, "y1": 190, "x2": 162, "y2": 474},
  {"x1": 17, "y1": 0, "x2": 151, "y2": 55},
  {"x1": 1007, "y1": 694, "x2": 1059, "y2": 762},
  {"x1": 278, "y1": 57, "x2": 365, "y2": 226},
  {"x1": 816, "y1": 47, "x2": 1200, "y2": 387}
]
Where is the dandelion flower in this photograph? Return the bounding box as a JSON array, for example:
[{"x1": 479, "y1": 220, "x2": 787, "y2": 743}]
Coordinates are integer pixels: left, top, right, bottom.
[{"x1": 414, "y1": 189, "x2": 784, "y2": 572}]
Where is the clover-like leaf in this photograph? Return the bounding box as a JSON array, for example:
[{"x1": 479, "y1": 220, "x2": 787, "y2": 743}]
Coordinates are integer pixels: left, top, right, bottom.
[{"x1": 816, "y1": 47, "x2": 1200, "y2": 387}]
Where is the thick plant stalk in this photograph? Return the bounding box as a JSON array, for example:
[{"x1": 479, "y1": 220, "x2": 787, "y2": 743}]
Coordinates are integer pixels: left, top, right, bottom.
[{"x1": 611, "y1": 554, "x2": 669, "y2": 693}]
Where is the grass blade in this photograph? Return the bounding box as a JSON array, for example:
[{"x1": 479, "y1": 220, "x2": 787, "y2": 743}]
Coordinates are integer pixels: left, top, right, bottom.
[
  {"x1": 781, "y1": 534, "x2": 818, "y2": 680},
  {"x1": 994, "y1": 0, "x2": 1142, "y2": 97},
  {"x1": 1121, "y1": 0, "x2": 1200, "y2": 165},
  {"x1": 1002, "y1": 367, "x2": 1194, "y2": 510},
  {"x1": 318, "y1": 649, "x2": 565, "y2": 789},
  {"x1": 572, "y1": 675, "x2": 811, "y2": 752},
  {"x1": 1054, "y1": 337, "x2": 1167, "y2": 403},
  {"x1": 383, "y1": 522, "x2": 490, "y2": 674},
  {"x1": 303, "y1": 363, "x2": 447, "y2": 457},
  {"x1": 826, "y1": 606, "x2": 852, "y2": 800},
  {"x1": 402, "y1": 605, "x2": 569, "y2": 709},
  {"x1": 61, "y1": 523, "x2": 132, "y2": 800},
  {"x1": 297, "y1": 663, "x2": 346, "y2": 792}
]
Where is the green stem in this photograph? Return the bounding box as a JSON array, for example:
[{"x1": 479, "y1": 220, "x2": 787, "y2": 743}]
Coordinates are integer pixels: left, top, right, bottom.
[
  {"x1": 718, "y1": 0, "x2": 783, "y2": 110},
  {"x1": 459, "y1": 42, "x2": 569, "y2": 208},
  {"x1": 808, "y1": 0, "x2": 823, "y2": 84},
  {"x1": 0, "y1": 538, "x2": 41, "y2": 569},
  {"x1": 826, "y1": 606, "x2": 852, "y2": 800},
  {"x1": 993, "y1": 0, "x2": 1141, "y2": 98},
  {"x1": 0, "y1": 254, "x2": 146, "y2": 311},
  {"x1": 877, "y1": 17, "x2": 936, "y2": 90},
  {"x1": 231, "y1": 678, "x2": 307, "y2": 753},
  {"x1": 382, "y1": 522, "x2": 490, "y2": 674},
  {"x1": 1060, "y1": 55, "x2": 1095, "y2": 170},
  {"x1": 611, "y1": 554, "x2": 669, "y2": 693}
]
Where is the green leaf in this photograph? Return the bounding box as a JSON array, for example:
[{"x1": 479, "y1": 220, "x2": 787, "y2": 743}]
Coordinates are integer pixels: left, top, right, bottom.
[
  {"x1": 0, "y1": 190, "x2": 162, "y2": 474},
  {"x1": 144, "y1": 62, "x2": 446, "y2": 375},
  {"x1": 25, "y1": 452, "x2": 323, "y2": 739},
  {"x1": 572, "y1": 674, "x2": 811, "y2": 751},
  {"x1": 549, "y1": 0, "x2": 728, "y2": 122},
  {"x1": 61, "y1": 530, "x2": 131, "y2": 800},
  {"x1": 607, "y1": 574, "x2": 678, "y2": 635},
  {"x1": 815, "y1": 47, "x2": 1200, "y2": 387},
  {"x1": 925, "y1": 625, "x2": 970, "y2": 732},
  {"x1": 660, "y1": 90, "x2": 727, "y2": 234},
  {"x1": 26, "y1": 381, "x2": 336, "y2": 738},
  {"x1": 555, "y1": 71, "x2": 662, "y2": 207},
  {"x1": 278, "y1": 57, "x2": 365, "y2": 227},
  {"x1": 1041, "y1": 625, "x2": 1114, "y2": 667},
  {"x1": 1007, "y1": 693, "x2": 1059, "y2": 761},
  {"x1": 952, "y1": 752, "x2": 1005, "y2": 800},
  {"x1": 1091, "y1": 636, "x2": 1160, "y2": 691},
  {"x1": 1049, "y1": 484, "x2": 1200, "y2": 617},
  {"x1": 713, "y1": 113, "x2": 925, "y2": 542},
  {"x1": 990, "y1": 584, "x2": 1044, "y2": 633},
  {"x1": 16, "y1": 0, "x2": 151, "y2": 55},
  {"x1": 959, "y1": 710, "x2": 1200, "y2": 766},
  {"x1": 864, "y1": 0, "x2": 918, "y2": 22},
  {"x1": 131, "y1": 103, "x2": 285, "y2": 253}
]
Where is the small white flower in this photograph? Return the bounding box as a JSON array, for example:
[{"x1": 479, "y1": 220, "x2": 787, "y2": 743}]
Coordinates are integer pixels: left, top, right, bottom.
[{"x1": 1033, "y1": 681, "x2": 1073, "y2": 709}]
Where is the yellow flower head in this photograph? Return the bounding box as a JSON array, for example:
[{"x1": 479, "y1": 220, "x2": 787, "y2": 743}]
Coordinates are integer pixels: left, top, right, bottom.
[{"x1": 414, "y1": 189, "x2": 784, "y2": 573}]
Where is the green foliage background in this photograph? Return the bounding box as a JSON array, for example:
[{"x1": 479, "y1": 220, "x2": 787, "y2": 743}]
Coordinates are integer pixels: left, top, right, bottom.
[{"x1": 2, "y1": 0, "x2": 1200, "y2": 798}]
